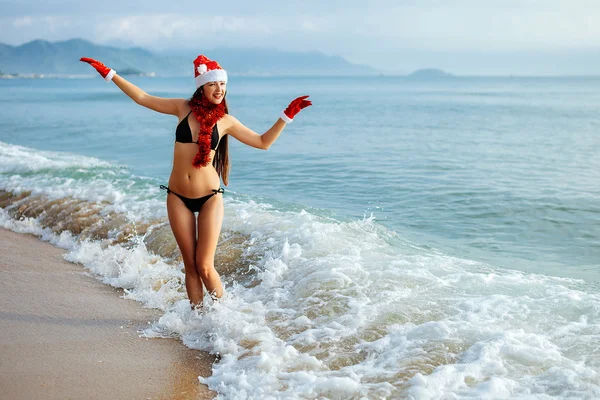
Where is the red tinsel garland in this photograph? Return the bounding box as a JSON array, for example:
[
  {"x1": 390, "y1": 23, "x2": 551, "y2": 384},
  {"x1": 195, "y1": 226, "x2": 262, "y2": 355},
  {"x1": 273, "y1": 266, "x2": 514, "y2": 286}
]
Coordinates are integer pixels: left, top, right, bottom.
[{"x1": 189, "y1": 96, "x2": 226, "y2": 168}]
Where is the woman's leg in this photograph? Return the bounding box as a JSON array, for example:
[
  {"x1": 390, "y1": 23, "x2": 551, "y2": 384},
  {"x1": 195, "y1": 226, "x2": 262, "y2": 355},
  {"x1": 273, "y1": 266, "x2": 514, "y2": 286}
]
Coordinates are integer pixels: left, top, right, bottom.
[
  {"x1": 166, "y1": 194, "x2": 203, "y2": 306},
  {"x1": 195, "y1": 193, "x2": 224, "y2": 299}
]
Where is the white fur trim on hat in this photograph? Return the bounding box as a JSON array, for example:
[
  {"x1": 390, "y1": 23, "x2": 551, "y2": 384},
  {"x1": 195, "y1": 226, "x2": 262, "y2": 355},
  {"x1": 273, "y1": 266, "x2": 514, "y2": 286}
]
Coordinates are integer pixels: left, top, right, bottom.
[{"x1": 194, "y1": 69, "x2": 228, "y2": 88}]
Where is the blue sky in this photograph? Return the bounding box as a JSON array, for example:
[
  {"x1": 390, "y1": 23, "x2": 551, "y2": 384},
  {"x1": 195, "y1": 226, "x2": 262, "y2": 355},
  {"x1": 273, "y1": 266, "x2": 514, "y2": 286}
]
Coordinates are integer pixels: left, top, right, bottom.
[{"x1": 1, "y1": 0, "x2": 599, "y2": 75}]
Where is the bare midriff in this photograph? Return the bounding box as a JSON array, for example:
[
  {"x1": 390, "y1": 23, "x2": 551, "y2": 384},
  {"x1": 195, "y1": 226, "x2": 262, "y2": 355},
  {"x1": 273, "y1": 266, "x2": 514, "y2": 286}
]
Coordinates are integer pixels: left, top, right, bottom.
[{"x1": 167, "y1": 123, "x2": 222, "y2": 198}]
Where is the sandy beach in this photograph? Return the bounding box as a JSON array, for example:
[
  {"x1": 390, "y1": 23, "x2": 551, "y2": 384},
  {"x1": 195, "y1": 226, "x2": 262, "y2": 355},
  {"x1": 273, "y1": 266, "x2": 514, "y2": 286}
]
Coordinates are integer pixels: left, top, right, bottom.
[{"x1": 0, "y1": 228, "x2": 215, "y2": 400}]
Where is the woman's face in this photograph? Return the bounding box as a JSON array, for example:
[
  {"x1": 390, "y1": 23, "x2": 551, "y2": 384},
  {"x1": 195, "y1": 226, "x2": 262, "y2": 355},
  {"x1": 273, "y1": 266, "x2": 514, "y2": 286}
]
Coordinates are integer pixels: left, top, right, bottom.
[{"x1": 203, "y1": 81, "x2": 227, "y2": 104}]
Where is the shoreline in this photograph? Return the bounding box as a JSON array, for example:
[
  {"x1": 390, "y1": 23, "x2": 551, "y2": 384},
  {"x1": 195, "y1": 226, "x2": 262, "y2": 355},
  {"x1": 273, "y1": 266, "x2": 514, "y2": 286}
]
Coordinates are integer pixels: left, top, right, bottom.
[{"x1": 0, "y1": 228, "x2": 215, "y2": 400}]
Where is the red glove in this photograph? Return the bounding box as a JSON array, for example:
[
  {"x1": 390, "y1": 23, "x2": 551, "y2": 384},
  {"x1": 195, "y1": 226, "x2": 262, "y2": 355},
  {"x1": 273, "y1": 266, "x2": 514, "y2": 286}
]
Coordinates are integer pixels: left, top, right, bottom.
[
  {"x1": 79, "y1": 57, "x2": 116, "y2": 82},
  {"x1": 280, "y1": 95, "x2": 312, "y2": 123}
]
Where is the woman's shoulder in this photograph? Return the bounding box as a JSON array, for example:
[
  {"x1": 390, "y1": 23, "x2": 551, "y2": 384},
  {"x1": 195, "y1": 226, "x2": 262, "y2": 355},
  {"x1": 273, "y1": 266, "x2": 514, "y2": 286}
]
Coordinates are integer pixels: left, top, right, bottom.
[
  {"x1": 222, "y1": 113, "x2": 236, "y2": 121},
  {"x1": 221, "y1": 114, "x2": 239, "y2": 131},
  {"x1": 174, "y1": 99, "x2": 191, "y2": 119}
]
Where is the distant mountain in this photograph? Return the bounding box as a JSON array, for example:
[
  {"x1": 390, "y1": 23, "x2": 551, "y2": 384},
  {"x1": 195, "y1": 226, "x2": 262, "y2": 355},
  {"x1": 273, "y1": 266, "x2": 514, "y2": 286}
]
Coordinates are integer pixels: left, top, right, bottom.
[
  {"x1": 168, "y1": 47, "x2": 374, "y2": 77},
  {"x1": 0, "y1": 39, "x2": 378, "y2": 76}
]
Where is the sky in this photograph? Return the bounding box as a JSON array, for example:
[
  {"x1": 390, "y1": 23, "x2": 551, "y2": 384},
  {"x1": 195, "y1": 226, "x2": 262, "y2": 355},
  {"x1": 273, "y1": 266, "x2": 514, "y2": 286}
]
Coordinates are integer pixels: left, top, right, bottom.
[{"x1": 1, "y1": 0, "x2": 600, "y2": 75}]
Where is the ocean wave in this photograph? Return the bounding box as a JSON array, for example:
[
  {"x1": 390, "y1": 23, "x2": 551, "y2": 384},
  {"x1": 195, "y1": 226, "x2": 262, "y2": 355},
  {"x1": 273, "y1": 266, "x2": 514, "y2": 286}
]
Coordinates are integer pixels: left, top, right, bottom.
[
  {"x1": 3, "y1": 187, "x2": 600, "y2": 399},
  {"x1": 2, "y1": 142, "x2": 600, "y2": 398}
]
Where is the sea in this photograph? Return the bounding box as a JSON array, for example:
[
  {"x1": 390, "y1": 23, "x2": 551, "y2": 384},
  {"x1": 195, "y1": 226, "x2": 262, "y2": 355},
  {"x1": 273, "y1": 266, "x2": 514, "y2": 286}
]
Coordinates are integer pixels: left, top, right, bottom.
[{"x1": 1, "y1": 75, "x2": 599, "y2": 399}]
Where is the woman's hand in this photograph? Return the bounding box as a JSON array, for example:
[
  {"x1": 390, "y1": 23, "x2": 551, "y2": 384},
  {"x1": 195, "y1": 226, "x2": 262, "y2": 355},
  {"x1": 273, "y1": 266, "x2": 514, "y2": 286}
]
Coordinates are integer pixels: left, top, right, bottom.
[
  {"x1": 79, "y1": 57, "x2": 116, "y2": 82},
  {"x1": 280, "y1": 95, "x2": 312, "y2": 123}
]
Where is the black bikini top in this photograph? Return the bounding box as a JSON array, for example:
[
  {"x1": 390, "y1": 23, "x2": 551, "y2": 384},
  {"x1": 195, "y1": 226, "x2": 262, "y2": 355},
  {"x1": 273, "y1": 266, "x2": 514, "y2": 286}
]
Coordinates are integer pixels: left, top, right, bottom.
[{"x1": 175, "y1": 111, "x2": 220, "y2": 150}]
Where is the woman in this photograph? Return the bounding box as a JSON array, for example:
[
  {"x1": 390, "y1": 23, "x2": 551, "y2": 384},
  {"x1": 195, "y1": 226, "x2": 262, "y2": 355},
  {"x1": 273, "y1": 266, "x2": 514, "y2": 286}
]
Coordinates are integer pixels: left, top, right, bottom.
[{"x1": 80, "y1": 55, "x2": 311, "y2": 309}]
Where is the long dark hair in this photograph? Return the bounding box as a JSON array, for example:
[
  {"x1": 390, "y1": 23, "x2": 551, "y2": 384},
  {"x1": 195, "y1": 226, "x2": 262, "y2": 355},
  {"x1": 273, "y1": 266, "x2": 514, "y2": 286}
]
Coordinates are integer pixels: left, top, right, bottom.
[{"x1": 188, "y1": 86, "x2": 230, "y2": 186}]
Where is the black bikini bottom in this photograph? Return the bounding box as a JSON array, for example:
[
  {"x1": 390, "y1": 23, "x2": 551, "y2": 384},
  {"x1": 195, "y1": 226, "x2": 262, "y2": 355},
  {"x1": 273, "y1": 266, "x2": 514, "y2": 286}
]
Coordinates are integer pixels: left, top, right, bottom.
[{"x1": 160, "y1": 185, "x2": 224, "y2": 213}]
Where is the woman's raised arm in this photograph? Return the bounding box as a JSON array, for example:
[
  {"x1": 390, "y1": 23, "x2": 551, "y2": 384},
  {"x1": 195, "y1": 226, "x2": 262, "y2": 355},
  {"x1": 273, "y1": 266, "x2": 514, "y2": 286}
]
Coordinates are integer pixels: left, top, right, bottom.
[
  {"x1": 80, "y1": 57, "x2": 185, "y2": 117},
  {"x1": 226, "y1": 95, "x2": 312, "y2": 150}
]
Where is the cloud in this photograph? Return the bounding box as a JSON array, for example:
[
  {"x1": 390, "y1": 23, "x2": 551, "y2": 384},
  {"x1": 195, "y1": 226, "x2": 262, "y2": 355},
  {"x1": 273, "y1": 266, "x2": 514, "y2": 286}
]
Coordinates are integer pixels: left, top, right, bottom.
[
  {"x1": 12, "y1": 17, "x2": 33, "y2": 27},
  {"x1": 323, "y1": 4, "x2": 600, "y2": 51},
  {"x1": 3, "y1": 2, "x2": 600, "y2": 51},
  {"x1": 89, "y1": 14, "x2": 277, "y2": 48},
  {"x1": 2, "y1": 1, "x2": 600, "y2": 74},
  {"x1": 5, "y1": 15, "x2": 75, "y2": 41},
  {"x1": 301, "y1": 20, "x2": 324, "y2": 32}
]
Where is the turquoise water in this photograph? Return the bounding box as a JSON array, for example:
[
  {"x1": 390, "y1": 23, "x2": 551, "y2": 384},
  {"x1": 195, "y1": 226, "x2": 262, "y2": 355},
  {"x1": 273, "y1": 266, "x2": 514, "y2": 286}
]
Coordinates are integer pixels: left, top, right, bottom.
[
  {"x1": 2, "y1": 76, "x2": 598, "y2": 277},
  {"x1": 2, "y1": 76, "x2": 600, "y2": 398}
]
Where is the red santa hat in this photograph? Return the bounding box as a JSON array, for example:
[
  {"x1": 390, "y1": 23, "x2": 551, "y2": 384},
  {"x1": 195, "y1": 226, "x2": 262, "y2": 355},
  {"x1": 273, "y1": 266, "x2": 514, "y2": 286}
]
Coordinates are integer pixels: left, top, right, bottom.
[{"x1": 193, "y1": 55, "x2": 228, "y2": 88}]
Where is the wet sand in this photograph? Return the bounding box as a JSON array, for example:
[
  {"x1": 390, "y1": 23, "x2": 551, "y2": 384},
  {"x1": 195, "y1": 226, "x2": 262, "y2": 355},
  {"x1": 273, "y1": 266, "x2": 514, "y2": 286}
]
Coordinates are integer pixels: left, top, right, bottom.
[{"x1": 0, "y1": 228, "x2": 215, "y2": 400}]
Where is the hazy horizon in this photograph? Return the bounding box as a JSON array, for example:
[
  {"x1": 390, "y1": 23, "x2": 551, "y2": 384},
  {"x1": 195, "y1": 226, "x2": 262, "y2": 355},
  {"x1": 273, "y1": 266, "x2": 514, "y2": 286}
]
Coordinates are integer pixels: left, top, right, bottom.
[{"x1": 2, "y1": 0, "x2": 600, "y2": 76}]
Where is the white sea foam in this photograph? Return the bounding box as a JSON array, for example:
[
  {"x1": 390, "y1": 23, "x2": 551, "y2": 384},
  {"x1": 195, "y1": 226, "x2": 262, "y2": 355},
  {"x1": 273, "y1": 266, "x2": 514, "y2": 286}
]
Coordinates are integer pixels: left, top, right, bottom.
[
  {"x1": 0, "y1": 141, "x2": 111, "y2": 173},
  {"x1": 2, "y1": 143, "x2": 600, "y2": 399},
  {"x1": 144, "y1": 199, "x2": 600, "y2": 399},
  {"x1": 0, "y1": 141, "x2": 166, "y2": 221}
]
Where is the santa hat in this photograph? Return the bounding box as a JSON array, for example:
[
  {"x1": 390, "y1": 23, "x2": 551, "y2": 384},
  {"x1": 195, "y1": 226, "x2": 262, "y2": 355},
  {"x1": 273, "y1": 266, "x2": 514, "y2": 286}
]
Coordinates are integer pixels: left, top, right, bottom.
[{"x1": 193, "y1": 55, "x2": 228, "y2": 88}]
